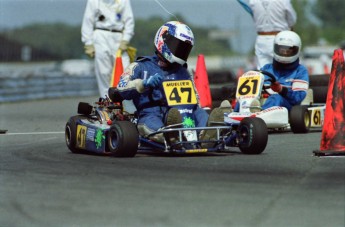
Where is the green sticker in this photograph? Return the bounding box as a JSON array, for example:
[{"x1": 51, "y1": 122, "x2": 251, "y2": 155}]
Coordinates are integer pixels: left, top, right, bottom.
[
  {"x1": 95, "y1": 129, "x2": 105, "y2": 149},
  {"x1": 183, "y1": 116, "x2": 195, "y2": 128}
]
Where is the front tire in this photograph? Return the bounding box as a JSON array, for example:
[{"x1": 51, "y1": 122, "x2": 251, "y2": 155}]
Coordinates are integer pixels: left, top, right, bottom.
[
  {"x1": 238, "y1": 117, "x2": 268, "y2": 154},
  {"x1": 289, "y1": 105, "x2": 310, "y2": 133},
  {"x1": 108, "y1": 121, "x2": 138, "y2": 157}
]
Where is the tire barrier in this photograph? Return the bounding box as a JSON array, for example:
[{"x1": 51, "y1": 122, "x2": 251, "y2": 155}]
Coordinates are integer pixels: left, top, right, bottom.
[
  {"x1": 208, "y1": 70, "x2": 237, "y2": 108},
  {"x1": 309, "y1": 74, "x2": 329, "y2": 104}
]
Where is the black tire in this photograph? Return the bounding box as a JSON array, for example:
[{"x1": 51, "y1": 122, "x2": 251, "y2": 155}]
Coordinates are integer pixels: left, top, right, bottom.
[
  {"x1": 108, "y1": 121, "x2": 138, "y2": 157},
  {"x1": 289, "y1": 105, "x2": 311, "y2": 133},
  {"x1": 238, "y1": 117, "x2": 268, "y2": 154},
  {"x1": 210, "y1": 83, "x2": 237, "y2": 100},
  {"x1": 309, "y1": 74, "x2": 329, "y2": 87},
  {"x1": 65, "y1": 115, "x2": 86, "y2": 153},
  {"x1": 312, "y1": 86, "x2": 328, "y2": 103},
  {"x1": 208, "y1": 70, "x2": 236, "y2": 84}
]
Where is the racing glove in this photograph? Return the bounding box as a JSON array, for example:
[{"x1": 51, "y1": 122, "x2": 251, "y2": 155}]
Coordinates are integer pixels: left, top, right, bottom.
[
  {"x1": 143, "y1": 73, "x2": 164, "y2": 88},
  {"x1": 270, "y1": 81, "x2": 282, "y2": 93},
  {"x1": 271, "y1": 81, "x2": 288, "y2": 96},
  {"x1": 84, "y1": 44, "x2": 95, "y2": 58},
  {"x1": 119, "y1": 40, "x2": 129, "y2": 51}
]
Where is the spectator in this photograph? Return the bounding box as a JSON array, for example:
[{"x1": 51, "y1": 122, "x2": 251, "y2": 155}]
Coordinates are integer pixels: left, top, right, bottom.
[
  {"x1": 237, "y1": 0, "x2": 297, "y2": 69},
  {"x1": 81, "y1": 0, "x2": 135, "y2": 98}
]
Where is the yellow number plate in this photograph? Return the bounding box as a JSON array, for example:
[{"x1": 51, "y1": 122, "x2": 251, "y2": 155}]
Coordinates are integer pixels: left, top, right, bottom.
[
  {"x1": 236, "y1": 74, "x2": 263, "y2": 98},
  {"x1": 163, "y1": 80, "x2": 197, "y2": 106}
]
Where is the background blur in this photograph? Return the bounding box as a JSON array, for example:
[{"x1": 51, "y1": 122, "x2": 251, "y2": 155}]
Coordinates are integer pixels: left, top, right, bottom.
[{"x1": 0, "y1": 0, "x2": 344, "y2": 102}]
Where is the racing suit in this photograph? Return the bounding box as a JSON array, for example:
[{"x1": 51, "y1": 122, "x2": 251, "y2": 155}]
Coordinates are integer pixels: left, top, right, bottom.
[
  {"x1": 117, "y1": 56, "x2": 209, "y2": 140},
  {"x1": 261, "y1": 59, "x2": 309, "y2": 111},
  {"x1": 81, "y1": 0, "x2": 134, "y2": 97}
]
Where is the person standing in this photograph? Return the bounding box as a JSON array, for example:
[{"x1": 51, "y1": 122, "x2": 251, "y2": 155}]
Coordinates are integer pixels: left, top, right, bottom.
[
  {"x1": 81, "y1": 0, "x2": 135, "y2": 98},
  {"x1": 237, "y1": 0, "x2": 297, "y2": 69}
]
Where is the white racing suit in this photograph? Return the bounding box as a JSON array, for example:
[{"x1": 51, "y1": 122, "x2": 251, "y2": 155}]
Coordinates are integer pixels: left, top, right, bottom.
[{"x1": 81, "y1": 0, "x2": 134, "y2": 97}]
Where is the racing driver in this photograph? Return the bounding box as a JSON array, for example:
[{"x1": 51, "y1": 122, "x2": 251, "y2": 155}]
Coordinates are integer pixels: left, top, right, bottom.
[
  {"x1": 234, "y1": 30, "x2": 309, "y2": 112},
  {"x1": 116, "y1": 21, "x2": 229, "y2": 144}
]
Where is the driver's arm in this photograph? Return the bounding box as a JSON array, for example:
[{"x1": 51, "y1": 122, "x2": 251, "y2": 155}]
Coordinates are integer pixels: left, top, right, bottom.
[{"x1": 117, "y1": 62, "x2": 146, "y2": 99}]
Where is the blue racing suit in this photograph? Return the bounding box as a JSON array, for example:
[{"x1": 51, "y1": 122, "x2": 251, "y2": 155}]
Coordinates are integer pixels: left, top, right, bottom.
[
  {"x1": 261, "y1": 59, "x2": 309, "y2": 111},
  {"x1": 117, "y1": 55, "x2": 209, "y2": 136}
]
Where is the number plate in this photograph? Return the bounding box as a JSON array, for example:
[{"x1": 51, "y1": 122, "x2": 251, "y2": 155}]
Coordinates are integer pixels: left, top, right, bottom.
[
  {"x1": 163, "y1": 80, "x2": 197, "y2": 106},
  {"x1": 236, "y1": 72, "x2": 264, "y2": 99}
]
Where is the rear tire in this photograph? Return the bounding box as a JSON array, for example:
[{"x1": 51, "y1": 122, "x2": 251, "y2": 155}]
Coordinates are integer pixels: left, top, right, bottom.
[
  {"x1": 65, "y1": 115, "x2": 86, "y2": 153},
  {"x1": 238, "y1": 117, "x2": 268, "y2": 154},
  {"x1": 289, "y1": 105, "x2": 310, "y2": 133},
  {"x1": 108, "y1": 121, "x2": 138, "y2": 157}
]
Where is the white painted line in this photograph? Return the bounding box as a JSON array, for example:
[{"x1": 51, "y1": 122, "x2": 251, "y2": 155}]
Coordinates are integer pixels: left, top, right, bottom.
[{"x1": 1, "y1": 131, "x2": 65, "y2": 136}]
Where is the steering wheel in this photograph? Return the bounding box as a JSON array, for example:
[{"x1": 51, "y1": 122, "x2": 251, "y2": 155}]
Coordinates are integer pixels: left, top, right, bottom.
[{"x1": 258, "y1": 70, "x2": 276, "y2": 95}]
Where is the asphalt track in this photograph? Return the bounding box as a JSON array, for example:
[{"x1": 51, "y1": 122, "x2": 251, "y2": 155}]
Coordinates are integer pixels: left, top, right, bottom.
[{"x1": 0, "y1": 96, "x2": 344, "y2": 227}]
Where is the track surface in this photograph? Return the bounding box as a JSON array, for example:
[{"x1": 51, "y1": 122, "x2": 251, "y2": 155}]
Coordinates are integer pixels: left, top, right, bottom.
[{"x1": 1, "y1": 97, "x2": 344, "y2": 227}]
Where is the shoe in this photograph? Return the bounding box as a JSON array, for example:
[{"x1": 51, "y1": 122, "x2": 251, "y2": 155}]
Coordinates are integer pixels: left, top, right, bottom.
[
  {"x1": 219, "y1": 100, "x2": 232, "y2": 110},
  {"x1": 200, "y1": 100, "x2": 232, "y2": 148},
  {"x1": 166, "y1": 108, "x2": 183, "y2": 126},
  {"x1": 165, "y1": 108, "x2": 183, "y2": 146},
  {"x1": 249, "y1": 99, "x2": 261, "y2": 113}
]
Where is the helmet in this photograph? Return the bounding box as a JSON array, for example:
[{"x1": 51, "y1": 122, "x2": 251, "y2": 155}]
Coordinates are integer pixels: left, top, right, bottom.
[
  {"x1": 273, "y1": 31, "x2": 301, "y2": 64},
  {"x1": 154, "y1": 21, "x2": 194, "y2": 65}
]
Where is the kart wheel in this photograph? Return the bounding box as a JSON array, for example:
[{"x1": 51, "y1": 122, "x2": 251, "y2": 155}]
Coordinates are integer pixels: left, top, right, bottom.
[
  {"x1": 65, "y1": 115, "x2": 85, "y2": 153},
  {"x1": 108, "y1": 121, "x2": 138, "y2": 157},
  {"x1": 238, "y1": 117, "x2": 268, "y2": 154},
  {"x1": 289, "y1": 105, "x2": 311, "y2": 133}
]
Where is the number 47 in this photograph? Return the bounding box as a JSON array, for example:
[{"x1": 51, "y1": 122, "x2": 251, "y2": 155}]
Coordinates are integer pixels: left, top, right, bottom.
[{"x1": 169, "y1": 87, "x2": 192, "y2": 103}]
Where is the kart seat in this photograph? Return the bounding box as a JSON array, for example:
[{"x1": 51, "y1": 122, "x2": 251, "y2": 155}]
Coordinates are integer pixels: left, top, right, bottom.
[{"x1": 301, "y1": 89, "x2": 314, "y2": 105}]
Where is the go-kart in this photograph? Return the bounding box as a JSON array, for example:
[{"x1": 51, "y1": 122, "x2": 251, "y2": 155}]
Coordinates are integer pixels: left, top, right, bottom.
[
  {"x1": 65, "y1": 79, "x2": 268, "y2": 157},
  {"x1": 225, "y1": 70, "x2": 325, "y2": 133}
]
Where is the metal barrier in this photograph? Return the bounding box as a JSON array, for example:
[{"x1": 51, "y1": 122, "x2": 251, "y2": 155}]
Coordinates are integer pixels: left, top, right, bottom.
[{"x1": 0, "y1": 73, "x2": 98, "y2": 103}]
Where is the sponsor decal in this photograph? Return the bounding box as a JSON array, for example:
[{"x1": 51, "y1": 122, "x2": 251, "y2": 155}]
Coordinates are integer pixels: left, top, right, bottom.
[
  {"x1": 94, "y1": 129, "x2": 105, "y2": 149},
  {"x1": 179, "y1": 108, "x2": 193, "y2": 114},
  {"x1": 165, "y1": 81, "x2": 190, "y2": 87},
  {"x1": 118, "y1": 76, "x2": 128, "y2": 88},
  {"x1": 180, "y1": 33, "x2": 193, "y2": 42},
  {"x1": 255, "y1": 106, "x2": 284, "y2": 115},
  {"x1": 186, "y1": 148, "x2": 207, "y2": 154},
  {"x1": 86, "y1": 128, "x2": 95, "y2": 142}
]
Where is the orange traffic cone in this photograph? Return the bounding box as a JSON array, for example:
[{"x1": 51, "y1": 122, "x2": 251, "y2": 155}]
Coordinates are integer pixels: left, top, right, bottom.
[
  {"x1": 314, "y1": 48, "x2": 345, "y2": 156},
  {"x1": 110, "y1": 50, "x2": 124, "y2": 87},
  {"x1": 194, "y1": 54, "x2": 212, "y2": 108},
  {"x1": 236, "y1": 67, "x2": 244, "y2": 79}
]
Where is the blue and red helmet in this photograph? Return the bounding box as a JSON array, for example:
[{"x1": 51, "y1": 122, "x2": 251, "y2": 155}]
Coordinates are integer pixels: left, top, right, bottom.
[{"x1": 154, "y1": 21, "x2": 194, "y2": 65}]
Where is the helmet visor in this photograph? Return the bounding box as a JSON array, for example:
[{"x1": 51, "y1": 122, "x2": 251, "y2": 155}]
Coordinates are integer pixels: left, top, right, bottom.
[
  {"x1": 163, "y1": 32, "x2": 193, "y2": 62},
  {"x1": 274, "y1": 44, "x2": 299, "y2": 57}
]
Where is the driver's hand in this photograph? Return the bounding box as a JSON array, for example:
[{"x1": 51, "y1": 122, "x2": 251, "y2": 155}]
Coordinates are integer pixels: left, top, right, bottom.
[
  {"x1": 270, "y1": 81, "x2": 282, "y2": 93},
  {"x1": 143, "y1": 73, "x2": 164, "y2": 88}
]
